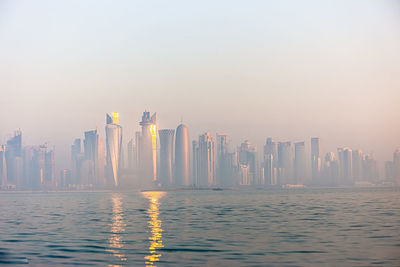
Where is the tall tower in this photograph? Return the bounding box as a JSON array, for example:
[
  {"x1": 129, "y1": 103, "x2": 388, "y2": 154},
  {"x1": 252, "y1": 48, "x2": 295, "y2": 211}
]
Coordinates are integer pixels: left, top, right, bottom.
[
  {"x1": 175, "y1": 124, "x2": 190, "y2": 187},
  {"x1": 278, "y1": 141, "x2": 292, "y2": 185},
  {"x1": 0, "y1": 145, "x2": 7, "y2": 187},
  {"x1": 338, "y1": 147, "x2": 353, "y2": 185},
  {"x1": 264, "y1": 138, "x2": 277, "y2": 185},
  {"x1": 139, "y1": 111, "x2": 157, "y2": 185},
  {"x1": 5, "y1": 131, "x2": 22, "y2": 186},
  {"x1": 196, "y1": 132, "x2": 215, "y2": 187},
  {"x1": 84, "y1": 130, "x2": 98, "y2": 186},
  {"x1": 216, "y1": 133, "x2": 228, "y2": 186},
  {"x1": 294, "y1": 141, "x2": 306, "y2": 185},
  {"x1": 311, "y1": 137, "x2": 321, "y2": 182},
  {"x1": 159, "y1": 129, "x2": 175, "y2": 186},
  {"x1": 393, "y1": 148, "x2": 400, "y2": 185},
  {"x1": 238, "y1": 140, "x2": 258, "y2": 185},
  {"x1": 106, "y1": 112, "x2": 122, "y2": 187}
]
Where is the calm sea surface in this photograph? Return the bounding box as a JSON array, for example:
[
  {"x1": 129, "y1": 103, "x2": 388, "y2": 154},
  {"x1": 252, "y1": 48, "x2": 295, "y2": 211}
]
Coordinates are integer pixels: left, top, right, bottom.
[{"x1": 0, "y1": 188, "x2": 399, "y2": 266}]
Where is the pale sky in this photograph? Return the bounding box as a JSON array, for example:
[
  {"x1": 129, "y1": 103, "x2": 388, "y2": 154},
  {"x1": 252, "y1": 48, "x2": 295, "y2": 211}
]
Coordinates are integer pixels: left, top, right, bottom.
[{"x1": 0, "y1": 0, "x2": 399, "y2": 171}]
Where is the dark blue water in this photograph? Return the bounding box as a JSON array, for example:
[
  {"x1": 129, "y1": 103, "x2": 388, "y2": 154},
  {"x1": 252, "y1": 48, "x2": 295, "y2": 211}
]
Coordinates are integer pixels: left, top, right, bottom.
[{"x1": 0, "y1": 188, "x2": 399, "y2": 266}]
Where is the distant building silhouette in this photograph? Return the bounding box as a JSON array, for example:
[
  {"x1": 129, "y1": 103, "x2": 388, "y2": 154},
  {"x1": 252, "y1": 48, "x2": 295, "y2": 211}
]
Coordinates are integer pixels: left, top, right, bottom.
[
  {"x1": 139, "y1": 111, "x2": 157, "y2": 187},
  {"x1": 264, "y1": 138, "x2": 277, "y2": 185},
  {"x1": 159, "y1": 129, "x2": 175, "y2": 186},
  {"x1": 194, "y1": 132, "x2": 215, "y2": 187},
  {"x1": 278, "y1": 141, "x2": 292, "y2": 185},
  {"x1": 311, "y1": 137, "x2": 320, "y2": 182},
  {"x1": 175, "y1": 124, "x2": 190, "y2": 187},
  {"x1": 294, "y1": 141, "x2": 306, "y2": 185},
  {"x1": 106, "y1": 112, "x2": 122, "y2": 187},
  {"x1": 238, "y1": 140, "x2": 258, "y2": 185}
]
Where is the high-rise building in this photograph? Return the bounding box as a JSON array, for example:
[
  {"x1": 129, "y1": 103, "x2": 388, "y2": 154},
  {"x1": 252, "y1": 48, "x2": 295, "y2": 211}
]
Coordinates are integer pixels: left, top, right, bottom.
[
  {"x1": 239, "y1": 164, "x2": 250, "y2": 185},
  {"x1": 216, "y1": 133, "x2": 229, "y2": 186},
  {"x1": 139, "y1": 111, "x2": 157, "y2": 186},
  {"x1": 393, "y1": 148, "x2": 400, "y2": 185},
  {"x1": 294, "y1": 141, "x2": 306, "y2": 185},
  {"x1": 5, "y1": 131, "x2": 22, "y2": 186},
  {"x1": 31, "y1": 145, "x2": 47, "y2": 189},
  {"x1": 264, "y1": 138, "x2": 277, "y2": 185},
  {"x1": 278, "y1": 141, "x2": 292, "y2": 185},
  {"x1": 195, "y1": 132, "x2": 215, "y2": 187},
  {"x1": 71, "y1": 138, "x2": 82, "y2": 185},
  {"x1": 44, "y1": 149, "x2": 55, "y2": 187},
  {"x1": 59, "y1": 169, "x2": 72, "y2": 188},
  {"x1": 97, "y1": 137, "x2": 106, "y2": 187},
  {"x1": 311, "y1": 137, "x2": 321, "y2": 182},
  {"x1": 83, "y1": 130, "x2": 99, "y2": 186},
  {"x1": 352, "y1": 150, "x2": 363, "y2": 181},
  {"x1": 0, "y1": 145, "x2": 7, "y2": 188},
  {"x1": 127, "y1": 138, "x2": 138, "y2": 173},
  {"x1": 175, "y1": 124, "x2": 190, "y2": 187},
  {"x1": 23, "y1": 146, "x2": 35, "y2": 188},
  {"x1": 192, "y1": 140, "x2": 198, "y2": 186},
  {"x1": 362, "y1": 153, "x2": 378, "y2": 182},
  {"x1": 238, "y1": 140, "x2": 258, "y2": 185},
  {"x1": 338, "y1": 147, "x2": 353, "y2": 185},
  {"x1": 323, "y1": 152, "x2": 339, "y2": 186},
  {"x1": 106, "y1": 112, "x2": 122, "y2": 187},
  {"x1": 159, "y1": 129, "x2": 175, "y2": 186},
  {"x1": 385, "y1": 161, "x2": 394, "y2": 181}
]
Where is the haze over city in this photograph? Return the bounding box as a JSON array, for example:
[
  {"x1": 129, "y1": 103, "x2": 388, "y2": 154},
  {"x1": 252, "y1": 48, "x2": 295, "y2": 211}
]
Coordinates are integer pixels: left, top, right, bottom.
[
  {"x1": 1, "y1": 0, "x2": 399, "y2": 172},
  {"x1": 1, "y1": 1, "x2": 400, "y2": 266}
]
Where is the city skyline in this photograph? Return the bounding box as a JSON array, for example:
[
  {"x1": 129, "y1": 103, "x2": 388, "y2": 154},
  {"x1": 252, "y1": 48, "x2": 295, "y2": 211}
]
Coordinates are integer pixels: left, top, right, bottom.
[{"x1": 1, "y1": 109, "x2": 399, "y2": 190}]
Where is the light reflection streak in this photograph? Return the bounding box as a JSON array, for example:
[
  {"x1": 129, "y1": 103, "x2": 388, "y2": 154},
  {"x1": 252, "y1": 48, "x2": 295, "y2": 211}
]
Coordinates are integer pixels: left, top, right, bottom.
[
  {"x1": 142, "y1": 191, "x2": 166, "y2": 267},
  {"x1": 107, "y1": 193, "x2": 127, "y2": 265}
]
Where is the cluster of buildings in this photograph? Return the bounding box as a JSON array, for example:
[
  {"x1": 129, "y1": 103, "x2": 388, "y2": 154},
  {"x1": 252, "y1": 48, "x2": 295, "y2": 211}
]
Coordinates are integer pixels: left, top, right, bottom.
[
  {"x1": 68, "y1": 111, "x2": 400, "y2": 190},
  {"x1": 1, "y1": 111, "x2": 400, "y2": 190},
  {"x1": 0, "y1": 130, "x2": 55, "y2": 190}
]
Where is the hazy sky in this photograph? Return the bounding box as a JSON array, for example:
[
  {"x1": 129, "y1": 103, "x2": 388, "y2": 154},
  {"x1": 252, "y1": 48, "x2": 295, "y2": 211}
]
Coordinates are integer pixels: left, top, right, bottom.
[{"x1": 0, "y1": 0, "x2": 399, "y2": 170}]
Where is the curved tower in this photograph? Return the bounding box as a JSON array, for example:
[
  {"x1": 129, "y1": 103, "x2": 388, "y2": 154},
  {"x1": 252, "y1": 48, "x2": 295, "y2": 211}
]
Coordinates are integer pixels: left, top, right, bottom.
[
  {"x1": 175, "y1": 124, "x2": 190, "y2": 186},
  {"x1": 159, "y1": 129, "x2": 175, "y2": 186},
  {"x1": 106, "y1": 112, "x2": 122, "y2": 187},
  {"x1": 139, "y1": 111, "x2": 157, "y2": 185}
]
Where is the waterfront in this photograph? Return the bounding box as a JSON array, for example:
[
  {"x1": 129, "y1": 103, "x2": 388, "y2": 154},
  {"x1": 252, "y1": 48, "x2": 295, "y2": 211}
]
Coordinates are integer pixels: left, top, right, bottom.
[{"x1": 0, "y1": 187, "x2": 399, "y2": 266}]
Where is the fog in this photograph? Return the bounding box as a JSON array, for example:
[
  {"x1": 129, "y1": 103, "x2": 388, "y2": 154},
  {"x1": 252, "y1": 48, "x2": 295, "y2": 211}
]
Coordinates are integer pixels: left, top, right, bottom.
[{"x1": 0, "y1": 0, "x2": 399, "y2": 171}]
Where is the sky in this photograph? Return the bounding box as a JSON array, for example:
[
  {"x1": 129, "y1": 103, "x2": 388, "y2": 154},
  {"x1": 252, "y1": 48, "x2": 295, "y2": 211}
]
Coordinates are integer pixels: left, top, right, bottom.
[{"x1": 0, "y1": 0, "x2": 399, "y2": 171}]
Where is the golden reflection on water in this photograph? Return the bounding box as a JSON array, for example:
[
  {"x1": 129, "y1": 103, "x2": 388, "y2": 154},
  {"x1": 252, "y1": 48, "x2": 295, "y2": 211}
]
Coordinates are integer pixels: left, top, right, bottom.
[
  {"x1": 108, "y1": 193, "x2": 127, "y2": 265},
  {"x1": 141, "y1": 191, "x2": 166, "y2": 267}
]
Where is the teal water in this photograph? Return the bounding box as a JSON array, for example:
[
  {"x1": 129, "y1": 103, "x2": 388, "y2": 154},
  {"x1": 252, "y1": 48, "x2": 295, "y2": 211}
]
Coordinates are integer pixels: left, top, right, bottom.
[{"x1": 0, "y1": 188, "x2": 399, "y2": 266}]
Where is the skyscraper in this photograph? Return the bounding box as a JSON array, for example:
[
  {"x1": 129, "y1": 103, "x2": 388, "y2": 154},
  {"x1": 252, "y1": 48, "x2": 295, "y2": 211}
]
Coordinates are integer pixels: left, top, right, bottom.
[
  {"x1": 127, "y1": 138, "x2": 137, "y2": 170},
  {"x1": 0, "y1": 145, "x2": 7, "y2": 188},
  {"x1": 278, "y1": 141, "x2": 292, "y2": 185},
  {"x1": 175, "y1": 124, "x2": 190, "y2": 187},
  {"x1": 195, "y1": 132, "x2": 215, "y2": 187},
  {"x1": 71, "y1": 138, "x2": 82, "y2": 185},
  {"x1": 238, "y1": 140, "x2": 258, "y2": 185},
  {"x1": 393, "y1": 148, "x2": 400, "y2": 185},
  {"x1": 83, "y1": 130, "x2": 99, "y2": 186},
  {"x1": 5, "y1": 131, "x2": 22, "y2": 186},
  {"x1": 338, "y1": 147, "x2": 353, "y2": 185},
  {"x1": 139, "y1": 111, "x2": 157, "y2": 186},
  {"x1": 294, "y1": 141, "x2": 306, "y2": 185},
  {"x1": 192, "y1": 140, "x2": 198, "y2": 186},
  {"x1": 159, "y1": 129, "x2": 175, "y2": 186},
  {"x1": 106, "y1": 112, "x2": 122, "y2": 187},
  {"x1": 352, "y1": 150, "x2": 363, "y2": 181},
  {"x1": 323, "y1": 152, "x2": 339, "y2": 186},
  {"x1": 264, "y1": 138, "x2": 277, "y2": 185},
  {"x1": 216, "y1": 133, "x2": 228, "y2": 186},
  {"x1": 311, "y1": 137, "x2": 321, "y2": 182}
]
